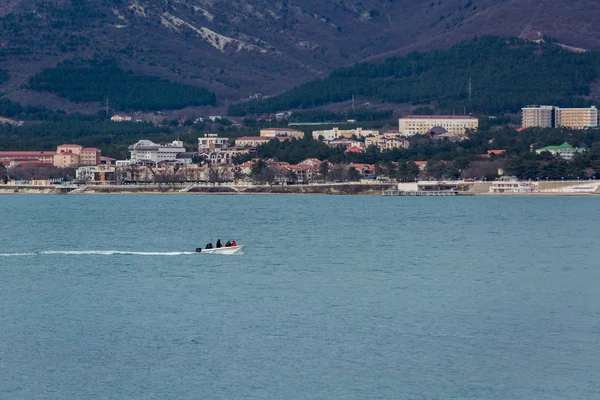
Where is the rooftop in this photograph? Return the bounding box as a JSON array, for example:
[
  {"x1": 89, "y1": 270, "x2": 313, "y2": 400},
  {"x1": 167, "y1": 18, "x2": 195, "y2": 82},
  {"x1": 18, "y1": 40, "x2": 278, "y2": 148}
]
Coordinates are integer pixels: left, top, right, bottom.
[
  {"x1": 236, "y1": 136, "x2": 271, "y2": 141},
  {"x1": 401, "y1": 115, "x2": 477, "y2": 120},
  {"x1": 0, "y1": 151, "x2": 56, "y2": 156},
  {"x1": 261, "y1": 127, "x2": 302, "y2": 131}
]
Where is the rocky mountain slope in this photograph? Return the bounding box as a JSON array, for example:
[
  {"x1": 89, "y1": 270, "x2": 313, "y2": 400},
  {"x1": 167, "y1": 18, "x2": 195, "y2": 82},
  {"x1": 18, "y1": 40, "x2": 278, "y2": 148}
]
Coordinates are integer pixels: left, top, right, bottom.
[{"x1": 1, "y1": 0, "x2": 599, "y2": 110}]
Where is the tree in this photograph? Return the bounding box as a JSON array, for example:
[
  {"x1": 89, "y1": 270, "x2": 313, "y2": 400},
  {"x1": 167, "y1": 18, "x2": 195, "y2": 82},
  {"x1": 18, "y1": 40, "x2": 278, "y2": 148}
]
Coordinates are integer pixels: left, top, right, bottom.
[
  {"x1": 347, "y1": 166, "x2": 361, "y2": 181},
  {"x1": 329, "y1": 164, "x2": 347, "y2": 182},
  {"x1": 0, "y1": 163, "x2": 7, "y2": 183},
  {"x1": 250, "y1": 160, "x2": 276, "y2": 184},
  {"x1": 319, "y1": 161, "x2": 329, "y2": 180}
]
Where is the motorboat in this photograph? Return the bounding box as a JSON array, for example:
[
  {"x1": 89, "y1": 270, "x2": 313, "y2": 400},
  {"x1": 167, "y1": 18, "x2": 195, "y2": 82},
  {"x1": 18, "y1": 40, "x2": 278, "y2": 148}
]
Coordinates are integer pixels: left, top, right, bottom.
[{"x1": 195, "y1": 245, "x2": 245, "y2": 255}]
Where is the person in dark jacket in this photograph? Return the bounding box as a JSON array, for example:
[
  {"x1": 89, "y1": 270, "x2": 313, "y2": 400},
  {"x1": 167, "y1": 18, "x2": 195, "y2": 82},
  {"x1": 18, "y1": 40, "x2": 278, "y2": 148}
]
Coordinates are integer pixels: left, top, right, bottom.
[
  {"x1": 225, "y1": 241, "x2": 232, "y2": 247},
  {"x1": 216, "y1": 239, "x2": 222, "y2": 248},
  {"x1": 205, "y1": 243, "x2": 213, "y2": 249}
]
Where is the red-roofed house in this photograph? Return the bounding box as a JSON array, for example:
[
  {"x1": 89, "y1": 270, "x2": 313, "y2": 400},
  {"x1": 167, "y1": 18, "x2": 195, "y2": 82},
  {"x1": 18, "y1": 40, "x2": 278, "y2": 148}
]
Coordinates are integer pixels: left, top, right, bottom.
[
  {"x1": 348, "y1": 163, "x2": 375, "y2": 176},
  {"x1": 288, "y1": 164, "x2": 316, "y2": 183},
  {"x1": 345, "y1": 146, "x2": 364, "y2": 154},
  {"x1": 299, "y1": 158, "x2": 322, "y2": 168},
  {"x1": 414, "y1": 161, "x2": 428, "y2": 171}
]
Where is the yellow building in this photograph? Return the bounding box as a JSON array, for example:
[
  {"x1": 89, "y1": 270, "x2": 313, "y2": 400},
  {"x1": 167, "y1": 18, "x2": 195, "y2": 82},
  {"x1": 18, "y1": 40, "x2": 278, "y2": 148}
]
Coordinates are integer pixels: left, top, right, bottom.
[
  {"x1": 398, "y1": 115, "x2": 478, "y2": 136},
  {"x1": 365, "y1": 134, "x2": 409, "y2": 151},
  {"x1": 555, "y1": 106, "x2": 597, "y2": 129},
  {"x1": 235, "y1": 136, "x2": 272, "y2": 147},
  {"x1": 260, "y1": 128, "x2": 304, "y2": 138}
]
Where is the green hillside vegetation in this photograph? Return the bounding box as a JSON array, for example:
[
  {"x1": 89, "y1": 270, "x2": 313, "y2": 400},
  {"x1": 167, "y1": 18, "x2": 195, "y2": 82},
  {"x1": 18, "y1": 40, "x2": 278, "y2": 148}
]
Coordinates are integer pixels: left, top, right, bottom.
[
  {"x1": 0, "y1": 69, "x2": 8, "y2": 84},
  {"x1": 0, "y1": 98, "x2": 69, "y2": 121},
  {"x1": 0, "y1": 119, "x2": 169, "y2": 159},
  {"x1": 229, "y1": 36, "x2": 600, "y2": 116},
  {"x1": 27, "y1": 59, "x2": 217, "y2": 111}
]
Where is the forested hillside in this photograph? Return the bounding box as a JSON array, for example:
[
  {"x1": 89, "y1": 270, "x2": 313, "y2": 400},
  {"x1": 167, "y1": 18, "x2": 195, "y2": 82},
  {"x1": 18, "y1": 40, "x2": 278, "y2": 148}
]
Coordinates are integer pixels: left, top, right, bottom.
[
  {"x1": 27, "y1": 59, "x2": 216, "y2": 111},
  {"x1": 230, "y1": 37, "x2": 600, "y2": 115},
  {"x1": 2, "y1": 0, "x2": 600, "y2": 106}
]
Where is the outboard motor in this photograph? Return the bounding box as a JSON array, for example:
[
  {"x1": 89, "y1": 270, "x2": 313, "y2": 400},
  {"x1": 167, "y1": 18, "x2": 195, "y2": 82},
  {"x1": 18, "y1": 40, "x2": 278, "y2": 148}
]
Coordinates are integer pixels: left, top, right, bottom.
[{"x1": 195, "y1": 248, "x2": 202, "y2": 253}]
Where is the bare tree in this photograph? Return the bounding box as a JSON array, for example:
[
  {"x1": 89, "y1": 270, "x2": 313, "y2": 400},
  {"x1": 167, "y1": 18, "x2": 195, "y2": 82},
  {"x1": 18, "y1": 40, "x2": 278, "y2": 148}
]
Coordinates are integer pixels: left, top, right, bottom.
[{"x1": 329, "y1": 164, "x2": 347, "y2": 182}]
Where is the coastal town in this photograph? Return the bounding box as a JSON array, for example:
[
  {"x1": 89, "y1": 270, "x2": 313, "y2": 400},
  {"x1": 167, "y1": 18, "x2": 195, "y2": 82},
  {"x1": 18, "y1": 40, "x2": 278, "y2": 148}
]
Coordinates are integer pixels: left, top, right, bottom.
[{"x1": 0, "y1": 107, "x2": 599, "y2": 195}]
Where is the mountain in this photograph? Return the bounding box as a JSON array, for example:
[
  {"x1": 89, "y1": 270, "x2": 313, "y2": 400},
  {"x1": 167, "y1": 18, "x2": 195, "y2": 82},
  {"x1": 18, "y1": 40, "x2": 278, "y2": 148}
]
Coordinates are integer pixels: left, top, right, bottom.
[{"x1": 1, "y1": 0, "x2": 600, "y2": 112}]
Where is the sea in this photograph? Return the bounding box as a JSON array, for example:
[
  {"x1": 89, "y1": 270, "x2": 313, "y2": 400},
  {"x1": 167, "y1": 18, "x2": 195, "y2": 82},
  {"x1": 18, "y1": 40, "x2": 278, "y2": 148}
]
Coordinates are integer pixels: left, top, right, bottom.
[{"x1": 1, "y1": 194, "x2": 599, "y2": 399}]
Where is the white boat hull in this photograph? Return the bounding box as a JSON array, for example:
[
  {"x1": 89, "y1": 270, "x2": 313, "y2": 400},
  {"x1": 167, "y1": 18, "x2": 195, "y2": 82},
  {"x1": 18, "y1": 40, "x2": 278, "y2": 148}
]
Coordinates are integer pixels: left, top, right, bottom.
[{"x1": 198, "y1": 245, "x2": 245, "y2": 255}]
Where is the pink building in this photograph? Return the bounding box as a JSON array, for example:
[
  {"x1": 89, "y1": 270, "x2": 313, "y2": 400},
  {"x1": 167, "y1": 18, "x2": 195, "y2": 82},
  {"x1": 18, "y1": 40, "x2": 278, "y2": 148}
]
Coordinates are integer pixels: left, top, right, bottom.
[
  {"x1": 0, "y1": 151, "x2": 56, "y2": 164},
  {"x1": 80, "y1": 148, "x2": 101, "y2": 166}
]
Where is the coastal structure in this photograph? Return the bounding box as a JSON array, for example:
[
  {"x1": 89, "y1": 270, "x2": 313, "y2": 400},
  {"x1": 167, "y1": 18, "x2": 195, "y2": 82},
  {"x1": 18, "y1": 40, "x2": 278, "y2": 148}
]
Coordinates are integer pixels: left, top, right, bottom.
[
  {"x1": 398, "y1": 115, "x2": 478, "y2": 136},
  {"x1": 535, "y1": 142, "x2": 585, "y2": 160},
  {"x1": 128, "y1": 140, "x2": 186, "y2": 164},
  {"x1": 489, "y1": 176, "x2": 538, "y2": 193},
  {"x1": 312, "y1": 127, "x2": 378, "y2": 141},
  {"x1": 260, "y1": 127, "x2": 304, "y2": 139}
]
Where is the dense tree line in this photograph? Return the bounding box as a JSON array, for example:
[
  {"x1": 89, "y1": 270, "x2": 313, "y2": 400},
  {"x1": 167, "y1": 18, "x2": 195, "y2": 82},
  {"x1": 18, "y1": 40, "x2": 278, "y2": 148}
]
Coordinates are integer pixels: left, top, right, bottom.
[
  {"x1": 0, "y1": 69, "x2": 8, "y2": 84},
  {"x1": 0, "y1": 119, "x2": 170, "y2": 159},
  {"x1": 0, "y1": 98, "x2": 71, "y2": 121},
  {"x1": 229, "y1": 36, "x2": 600, "y2": 116},
  {"x1": 288, "y1": 109, "x2": 393, "y2": 122},
  {"x1": 27, "y1": 59, "x2": 217, "y2": 111}
]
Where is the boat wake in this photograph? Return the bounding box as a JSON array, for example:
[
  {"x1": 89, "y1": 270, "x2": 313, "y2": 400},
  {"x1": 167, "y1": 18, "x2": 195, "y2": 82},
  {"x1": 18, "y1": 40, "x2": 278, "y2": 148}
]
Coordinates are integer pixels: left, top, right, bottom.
[{"x1": 0, "y1": 250, "x2": 196, "y2": 257}]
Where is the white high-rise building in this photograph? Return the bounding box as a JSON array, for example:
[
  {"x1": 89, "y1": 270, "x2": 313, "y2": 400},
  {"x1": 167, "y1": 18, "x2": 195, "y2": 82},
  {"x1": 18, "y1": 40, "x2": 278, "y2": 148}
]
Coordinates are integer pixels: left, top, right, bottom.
[
  {"x1": 198, "y1": 133, "x2": 229, "y2": 152},
  {"x1": 521, "y1": 105, "x2": 555, "y2": 128}
]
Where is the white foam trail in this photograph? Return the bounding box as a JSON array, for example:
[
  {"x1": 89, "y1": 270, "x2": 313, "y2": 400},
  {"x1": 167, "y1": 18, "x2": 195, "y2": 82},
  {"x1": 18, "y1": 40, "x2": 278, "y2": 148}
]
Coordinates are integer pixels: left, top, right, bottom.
[
  {"x1": 40, "y1": 250, "x2": 196, "y2": 256},
  {"x1": 0, "y1": 253, "x2": 35, "y2": 257}
]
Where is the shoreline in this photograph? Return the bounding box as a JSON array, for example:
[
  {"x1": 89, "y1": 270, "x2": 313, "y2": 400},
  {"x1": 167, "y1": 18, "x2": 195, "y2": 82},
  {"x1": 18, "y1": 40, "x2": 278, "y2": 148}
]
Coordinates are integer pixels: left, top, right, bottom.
[{"x1": 1, "y1": 183, "x2": 599, "y2": 196}]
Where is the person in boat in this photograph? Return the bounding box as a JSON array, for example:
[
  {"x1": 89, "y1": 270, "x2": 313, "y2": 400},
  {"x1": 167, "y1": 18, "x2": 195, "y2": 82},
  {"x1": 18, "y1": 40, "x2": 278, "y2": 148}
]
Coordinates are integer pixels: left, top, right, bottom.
[
  {"x1": 231, "y1": 240, "x2": 237, "y2": 247},
  {"x1": 225, "y1": 241, "x2": 232, "y2": 247},
  {"x1": 216, "y1": 239, "x2": 222, "y2": 248},
  {"x1": 205, "y1": 243, "x2": 213, "y2": 249}
]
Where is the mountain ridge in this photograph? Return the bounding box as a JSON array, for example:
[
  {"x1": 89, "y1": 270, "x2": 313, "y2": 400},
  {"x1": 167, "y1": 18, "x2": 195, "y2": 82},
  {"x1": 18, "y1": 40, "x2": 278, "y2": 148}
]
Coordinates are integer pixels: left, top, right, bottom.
[{"x1": 1, "y1": 0, "x2": 600, "y2": 112}]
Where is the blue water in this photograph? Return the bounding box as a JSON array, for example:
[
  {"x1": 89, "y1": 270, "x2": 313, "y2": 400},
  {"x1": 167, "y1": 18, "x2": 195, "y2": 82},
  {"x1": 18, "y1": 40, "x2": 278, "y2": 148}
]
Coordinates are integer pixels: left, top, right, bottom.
[{"x1": 1, "y1": 195, "x2": 599, "y2": 399}]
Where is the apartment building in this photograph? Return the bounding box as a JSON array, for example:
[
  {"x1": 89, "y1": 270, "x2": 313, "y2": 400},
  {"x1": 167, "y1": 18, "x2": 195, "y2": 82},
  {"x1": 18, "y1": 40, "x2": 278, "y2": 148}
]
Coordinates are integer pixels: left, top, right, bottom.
[
  {"x1": 398, "y1": 116, "x2": 478, "y2": 136},
  {"x1": 521, "y1": 105, "x2": 555, "y2": 128},
  {"x1": 198, "y1": 133, "x2": 228, "y2": 152},
  {"x1": 521, "y1": 105, "x2": 598, "y2": 129},
  {"x1": 555, "y1": 106, "x2": 598, "y2": 129},
  {"x1": 79, "y1": 148, "x2": 101, "y2": 166}
]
